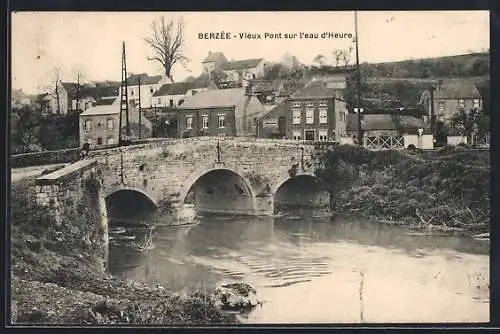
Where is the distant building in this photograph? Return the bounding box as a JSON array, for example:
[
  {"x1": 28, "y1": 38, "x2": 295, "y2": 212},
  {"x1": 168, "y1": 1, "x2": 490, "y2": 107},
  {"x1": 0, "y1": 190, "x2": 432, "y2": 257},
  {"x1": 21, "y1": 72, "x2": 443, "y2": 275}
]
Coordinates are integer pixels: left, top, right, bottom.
[
  {"x1": 286, "y1": 81, "x2": 348, "y2": 142},
  {"x1": 220, "y1": 58, "x2": 266, "y2": 83},
  {"x1": 152, "y1": 75, "x2": 216, "y2": 109},
  {"x1": 201, "y1": 51, "x2": 228, "y2": 74},
  {"x1": 79, "y1": 98, "x2": 152, "y2": 149},
  {"x1": 309, "y1": 73, "x2": 350, "y2": 90},
  {"x1": 176, "y1": 87, "x2": 267, "y2": 138},
  {"x1": 121, "y1": 73, "x2": 170, "y2": 109},
  {"x1": 420, "y1": 80, "x2": 483, "y2": 123},
  {"x1": 11, "y1": 89, "x2": 31, "y2": 108},
  {"x1": 249, "y1": 79, "x2": 285, "y2": 104}
]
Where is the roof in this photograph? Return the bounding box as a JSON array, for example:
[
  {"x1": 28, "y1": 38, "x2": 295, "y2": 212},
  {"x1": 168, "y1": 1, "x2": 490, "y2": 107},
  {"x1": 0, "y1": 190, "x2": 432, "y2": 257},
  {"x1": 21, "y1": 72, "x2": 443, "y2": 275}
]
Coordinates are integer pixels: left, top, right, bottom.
[
  {"x1": 178, "y1": 88, "x2": 245, "y2": 109},
  {"x1": 259, "y1": 101, "x2": 287, "y2": 120},
  {"x1": 79, "y1": 101, "x2": 152, "y2": 130},
  {"x1": 127, "y1": 73, "x2": 163, "y2": 86},
  {"x1": 434, "y1": 81, "x2": 481, "y2": 99},
  {"x1": 153, "y1": 82, "x2": 190, "y2": 97},
  {"x1": 347, "y1": 114, "x2": 426, "y2": 131},
  {"x1": 202, "y1": 52, "x2": 226, "y2": 63},
  {"x1": 79, "y1": 105, "x2": 119, "y2": 116},
  {"x1": 289, "y1": 81, "x2": 336, "y2": 99},
  {"x1": 220, "y1": 58, "x2": 264, "y2": 71},
  {"x1": 189, "y1": 75, "x2": 212, "y2": 89},
  {"x1": 251, "y1": 79, "x2": 282, "y2": 93},
  {"x1": 94, "y1": 97, "x2": 118, "y2": 106}
]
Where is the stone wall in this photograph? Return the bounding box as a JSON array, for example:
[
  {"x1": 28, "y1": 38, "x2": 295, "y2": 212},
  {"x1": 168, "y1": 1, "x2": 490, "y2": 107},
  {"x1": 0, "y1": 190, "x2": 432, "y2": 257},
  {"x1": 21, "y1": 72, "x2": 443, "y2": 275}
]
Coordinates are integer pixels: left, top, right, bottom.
[
  {"x1": 34, "y1": 159, "x2": 108, "y2": 270},
  {"x1": 11, "y1": 148, "x2": 80, "y2": 168}
]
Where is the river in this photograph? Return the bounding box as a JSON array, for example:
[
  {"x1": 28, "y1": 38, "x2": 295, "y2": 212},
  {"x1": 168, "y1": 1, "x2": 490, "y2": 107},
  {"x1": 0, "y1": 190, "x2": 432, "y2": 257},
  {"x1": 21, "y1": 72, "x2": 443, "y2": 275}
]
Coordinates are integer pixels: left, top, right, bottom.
[{"x1": 107, "y1": 213, "x2": 489, "y2": 324}]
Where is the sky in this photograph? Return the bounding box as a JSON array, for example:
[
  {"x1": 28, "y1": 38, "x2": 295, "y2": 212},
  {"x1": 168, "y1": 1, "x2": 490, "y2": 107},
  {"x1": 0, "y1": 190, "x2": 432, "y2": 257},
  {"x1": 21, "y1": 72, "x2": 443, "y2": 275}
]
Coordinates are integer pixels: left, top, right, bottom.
[{"x1": 11, "y1": 11, "x2": 490, "y2": 94}]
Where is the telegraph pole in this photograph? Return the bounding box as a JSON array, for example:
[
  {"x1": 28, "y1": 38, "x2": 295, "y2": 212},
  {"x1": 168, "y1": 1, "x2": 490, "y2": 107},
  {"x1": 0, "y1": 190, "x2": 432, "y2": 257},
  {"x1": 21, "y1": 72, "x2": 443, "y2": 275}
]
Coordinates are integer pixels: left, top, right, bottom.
[
  {"x1": 138, "y1": 74, "x2": 142, "y2": 139},
  {"x1": 119, "y1": 41, "x2": 130, "y2": 145},
  {"x1": 354, "y1": 10, "x2": 363, "y2": 147}
]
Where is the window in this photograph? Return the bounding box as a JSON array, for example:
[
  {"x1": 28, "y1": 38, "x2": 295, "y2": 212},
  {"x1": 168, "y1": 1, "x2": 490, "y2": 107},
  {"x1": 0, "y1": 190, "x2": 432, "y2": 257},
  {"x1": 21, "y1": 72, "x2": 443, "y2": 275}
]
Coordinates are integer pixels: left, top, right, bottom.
[
  {"x1": 107, "y1": 119, "x2": 114, "y2": 130},
  {"x1": 202, "y1": 115, "x2": 209, "y2": 129},
  {"x1": 170, "y1": 99, "x2": 174, "y2": 107},
  {"x1": 179, "y1": 99, "x2": 184, "y2": 106},
  {"x1": 438, "y1": 101, "x2": 445, "y2": 111},
  {"x1": 97, "y1": 137, "x2": 103, "y2": 145},
  {"x1": 85, "y1": 120, "x2": 92, "y2": 132},
  {"x1": 339, "y1": 111, "x2": 346, "y2": 122},
  {"x1": 218, "y1": 114, "x2": 225, "y2": 128},
  {"x1": 107, "y1": 137, "x2": 115, "y2": 145},
  {"x1": 319, "y1": 108, "x2": 328, "y2": 124},
  {"x1": 318, "y1": 130, "x2": 328, "y2": 142},
  {"x1": 131, "y1": 90, "x2": 134, "y2": 96},
  {"x1": 292, "y1": 130, "x2": 301, "y2": 140},
  {"x1": 291, "y1": 101, "x2": 301, "y2": 108},
  {"x1": 319, "y1": 100, "x2": 328, "y2": 107},
  {"x1": 473, "y1": 99, "x2": 480, "y2": 108},
  {"x1": 306, "y1": 101, "x2": 314, "y2": 107},
  {"x1": 292, "y1": 109, "x2": 301, "y2": 124},
  {"x1": 192, "y1": 90, "x2": 198, "y2": 95},
  {"x1": 186, "y1": 116, "x2": 193, "y2": 129},
  {"x1": 306, "y1": 108, "x2": 314, "y2": 124},
  {"x1": 150, "y1": 88, "x2": 154, "y2": 93},
  {"x1": 157, "y1": 98, "x2": 161, "y2": 105},
  {"x1": 458, "y1": 99, "x2": 465, "y2": 108}
]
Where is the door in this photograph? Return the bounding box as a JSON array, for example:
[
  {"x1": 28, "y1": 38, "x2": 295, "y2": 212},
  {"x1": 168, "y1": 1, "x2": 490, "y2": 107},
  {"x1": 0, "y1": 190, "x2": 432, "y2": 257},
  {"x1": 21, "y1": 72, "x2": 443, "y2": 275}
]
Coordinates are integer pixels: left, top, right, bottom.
[
  {"x1": 305, "y1": 130, "x2": 315, "y2": 141},
  {"x1": 278, "y1": 116, "x2": 286, "y2": 136}
]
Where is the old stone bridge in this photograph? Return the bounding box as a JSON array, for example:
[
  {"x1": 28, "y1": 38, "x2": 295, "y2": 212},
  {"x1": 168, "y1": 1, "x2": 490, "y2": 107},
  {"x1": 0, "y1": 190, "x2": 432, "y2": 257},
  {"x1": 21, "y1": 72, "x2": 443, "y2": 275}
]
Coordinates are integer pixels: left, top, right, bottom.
[{"x1": 33, "y1": 137, "x2": 331, "y2": 225}]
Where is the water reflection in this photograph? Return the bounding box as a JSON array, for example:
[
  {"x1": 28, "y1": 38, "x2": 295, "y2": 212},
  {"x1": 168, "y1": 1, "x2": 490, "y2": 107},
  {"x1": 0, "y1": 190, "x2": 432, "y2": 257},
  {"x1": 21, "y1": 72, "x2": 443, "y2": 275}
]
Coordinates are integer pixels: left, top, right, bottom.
[{"x1": 108, "y1": 213, "x2": 489, "y2": 323}]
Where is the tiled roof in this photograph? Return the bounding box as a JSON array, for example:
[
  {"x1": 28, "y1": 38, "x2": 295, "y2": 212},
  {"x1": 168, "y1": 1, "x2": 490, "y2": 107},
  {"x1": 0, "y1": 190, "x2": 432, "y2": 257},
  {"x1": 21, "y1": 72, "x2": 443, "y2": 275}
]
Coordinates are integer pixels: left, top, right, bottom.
[
  {"x1": 289, "y1": 81, "x2": 336, "y2": 99},
  {"x1": 178, "y1": 88, "x2": 245, "y2": 109},
  {"x1": 347, "y1": 114, "x2": 426, "y2": 131},
  {"x1": 259, "y1": 101, "x2": 287, "y2": 120},
  {"x1": 189, "y1": 75, "x2": 212, "y2": 89},
  {"x1": 127, "y1": 73, "x2": 163, "y2": 86},
  {"x1": 202, "y1": 52, "x2": 226, "y2": 63},
  {"x1": 79, "y1": 105, "x2": 119, "y2": 116},
  {"x1": 434, "y1": 81, "x2": 481, "y2": 99},
  {"x1": 220, "y1": 58, "x2": 263, "y2": 71},
  {"x1": 152, "y1": 82, "x2": 191, "y2": 97}
]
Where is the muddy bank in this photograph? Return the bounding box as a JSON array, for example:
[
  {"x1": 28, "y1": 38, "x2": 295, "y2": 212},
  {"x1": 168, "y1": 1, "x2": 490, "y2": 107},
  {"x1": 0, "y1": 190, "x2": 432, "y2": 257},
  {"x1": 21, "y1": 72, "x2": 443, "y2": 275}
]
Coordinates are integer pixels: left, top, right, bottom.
[
  {"x1": 10, "y1": 177, "x2": 238, "y2": 325},
  {"x1": 316, "y1": 145, "x2": 489, "y2": 235}
]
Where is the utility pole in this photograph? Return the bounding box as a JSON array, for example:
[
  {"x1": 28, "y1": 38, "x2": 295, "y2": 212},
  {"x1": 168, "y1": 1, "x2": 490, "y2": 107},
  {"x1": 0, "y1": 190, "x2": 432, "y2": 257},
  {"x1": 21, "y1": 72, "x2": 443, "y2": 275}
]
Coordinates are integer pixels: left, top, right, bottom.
[
  {"x1": 119, "y1": 41, "x2": 130, "y2": 145},
  {"x1": 138, "y1": 74, "x2": 142, "y2": 139},
  {"x1": 354, "y1": 10, "x2": 363, "y2": 147}
]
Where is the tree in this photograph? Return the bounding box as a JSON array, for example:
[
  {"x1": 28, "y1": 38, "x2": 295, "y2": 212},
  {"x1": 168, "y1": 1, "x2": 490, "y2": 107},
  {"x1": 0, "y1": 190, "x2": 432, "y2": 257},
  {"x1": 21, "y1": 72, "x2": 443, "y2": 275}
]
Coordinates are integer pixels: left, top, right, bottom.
[
  {"x1": 144, "y1": 16, "x2": 190, "y2": 82},
  {"x1": 313, "y1": 54, "x2": 326, "y2": 68},
  {"x1": 52, "y1": 68, "x2": 61, "y2": 114},
  {"x1": 73, "y1": 69, "x2": 85, "y2": 111}
]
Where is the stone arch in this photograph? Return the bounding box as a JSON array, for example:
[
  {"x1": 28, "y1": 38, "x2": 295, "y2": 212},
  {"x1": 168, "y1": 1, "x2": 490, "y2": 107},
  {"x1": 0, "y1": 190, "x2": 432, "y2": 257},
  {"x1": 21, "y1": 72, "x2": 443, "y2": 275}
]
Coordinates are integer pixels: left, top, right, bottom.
[
  {"x1": 104, "y1": 187, "x2": 158, "y2": 207},
  {"x1": 270, "y1": 171, "x2": 319, "y2": 196},
  {"x1": 178, "y1": 163, "x2": 257, "y2": 211}
]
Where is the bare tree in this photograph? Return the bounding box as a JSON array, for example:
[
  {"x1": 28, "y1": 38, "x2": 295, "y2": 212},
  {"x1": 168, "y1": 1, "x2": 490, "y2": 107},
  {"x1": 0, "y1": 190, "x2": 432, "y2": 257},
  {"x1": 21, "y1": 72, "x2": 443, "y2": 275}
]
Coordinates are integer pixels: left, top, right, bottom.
[
  {"x1": 144, "y1": 16, "x2": 191, "y2": 82},
  {"x1": 74, "y1": 70, "x2": 85, "y2": 111},
  {"x1": 313, "y1": 54, "x2": 326, "y2": 68}
]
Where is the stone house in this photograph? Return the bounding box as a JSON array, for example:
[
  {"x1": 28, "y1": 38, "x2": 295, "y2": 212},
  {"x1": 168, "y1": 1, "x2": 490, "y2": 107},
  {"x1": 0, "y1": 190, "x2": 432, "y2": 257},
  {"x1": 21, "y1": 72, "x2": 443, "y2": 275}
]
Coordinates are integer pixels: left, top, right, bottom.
[
  {"x1": 176, "y1": 88, "x2": 267, "y2": 138},
  {"x1": 256, "y1": 101, "x2": 288, "y2": 138},
  {"x1": 286, "y1": 81, "x2": 348, "y2": 142},
  {"x1": 201, "y1": 51, "x2": 228, "y2": 74},
  {"x1": 220, "y1": 58, "x2": 266, "y2": 83},
  {"x1": 420, "y1": 80, "x2": 482, "y2": 123},
  {"x1": 249, "y1": 79, "x2": 285, "y2": 104},
  {"x1": 79, "y1": 98, "x2": 152, "y2": 149}
]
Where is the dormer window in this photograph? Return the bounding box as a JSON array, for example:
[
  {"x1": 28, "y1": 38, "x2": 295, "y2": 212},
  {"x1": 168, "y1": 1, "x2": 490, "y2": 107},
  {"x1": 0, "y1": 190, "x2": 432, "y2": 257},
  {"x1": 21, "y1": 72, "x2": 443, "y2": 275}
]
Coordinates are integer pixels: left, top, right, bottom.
[
  {"x1": 319, "y1": 101, "x2": 328, "y2": 107},
  {"x1": 306, "y1": 101, "x2": 314, "y2": 107}
]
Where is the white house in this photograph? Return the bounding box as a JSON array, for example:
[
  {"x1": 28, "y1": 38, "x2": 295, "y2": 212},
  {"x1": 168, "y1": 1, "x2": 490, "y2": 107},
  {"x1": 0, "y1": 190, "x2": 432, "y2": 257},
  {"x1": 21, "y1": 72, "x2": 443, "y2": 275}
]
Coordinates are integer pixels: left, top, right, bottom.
[
  {"x1": 152, "y1": 75, "x2": 217, "y2": 108},
  {"x1": 119, "y1": 73, "x2": 171, "y2": 109}
]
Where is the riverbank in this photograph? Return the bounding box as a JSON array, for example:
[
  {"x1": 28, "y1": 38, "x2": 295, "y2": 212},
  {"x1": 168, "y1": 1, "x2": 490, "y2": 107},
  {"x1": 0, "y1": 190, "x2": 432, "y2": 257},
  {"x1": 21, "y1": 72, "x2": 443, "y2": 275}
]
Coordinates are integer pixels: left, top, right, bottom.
[
  {"x1": 317, "y1": 145, "x2": 490, "y2": 236},
  {"x1": 10, "y1": 177, "x2": 238, "y2": 325}
]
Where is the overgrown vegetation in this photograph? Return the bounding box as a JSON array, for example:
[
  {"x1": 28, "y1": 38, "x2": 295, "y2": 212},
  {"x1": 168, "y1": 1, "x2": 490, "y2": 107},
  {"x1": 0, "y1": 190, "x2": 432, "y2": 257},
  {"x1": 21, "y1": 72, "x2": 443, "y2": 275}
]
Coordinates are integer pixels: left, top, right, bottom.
[
  {"x1": 10, "y1": 178, "x2": 237, "y2": 325},
  {"x1": 315, "y1": 145, "x2": 489, "y2": 234}
]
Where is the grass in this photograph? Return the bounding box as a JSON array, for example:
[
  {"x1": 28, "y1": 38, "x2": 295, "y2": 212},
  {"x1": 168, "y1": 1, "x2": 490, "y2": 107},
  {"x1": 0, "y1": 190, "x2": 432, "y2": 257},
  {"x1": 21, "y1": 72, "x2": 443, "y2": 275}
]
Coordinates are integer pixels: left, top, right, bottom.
[
  {"x1": 10, "y1": 177, "x2": 238, "y2": 325},
  {"x1": 316, "y1": 145, "x2": 490, "y2": 235}
]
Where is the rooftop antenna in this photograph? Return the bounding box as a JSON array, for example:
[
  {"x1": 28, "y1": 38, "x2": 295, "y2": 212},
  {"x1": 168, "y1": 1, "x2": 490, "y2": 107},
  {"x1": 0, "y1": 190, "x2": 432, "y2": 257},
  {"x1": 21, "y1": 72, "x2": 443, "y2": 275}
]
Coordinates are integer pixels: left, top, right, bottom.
[{"x1": 119, "y1": 41, "x2": 130, "y2": 145}]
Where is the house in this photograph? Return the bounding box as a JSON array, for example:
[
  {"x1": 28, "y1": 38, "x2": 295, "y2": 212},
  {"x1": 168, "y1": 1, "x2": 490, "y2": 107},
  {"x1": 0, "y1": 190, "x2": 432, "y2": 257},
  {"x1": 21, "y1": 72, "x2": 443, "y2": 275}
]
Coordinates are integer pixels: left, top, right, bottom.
[
  {"x1": 122, "y1": 73, "x2": 170, "y2": 109},
  {"x1": 256, "y1": 102, "x2": 288, "y2": 138},
  {"x1": 45, "y1": 82, "x2": 99, "y2": 114},
  {"x1": 346, "y1": 114, "x2": 427, "y2": 138},
  {"x1": 220, "y1": 58, "x2": 266, "y2": 83},
  {"x1": 176, "y1": 88, "x2": 266, "y2": 138},
  {"x1": 286, "y1": 81, "x2": 348, "y2": 142},
  {"x1": 201, "y1": 51, "x2": 228, "y2": 74},
  {"x1": 420, "y1": 80, "x2": 483, "y2": 123},
  {"x1": 79, "y1": 98, "x2": 152, "y2": 149},
  {"x1": 152, "y1": 82, "x2": 191, "y2": 108}
]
